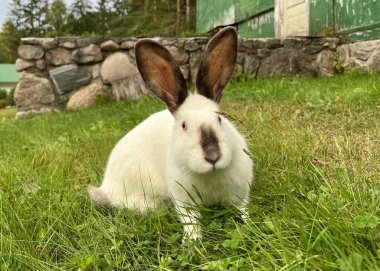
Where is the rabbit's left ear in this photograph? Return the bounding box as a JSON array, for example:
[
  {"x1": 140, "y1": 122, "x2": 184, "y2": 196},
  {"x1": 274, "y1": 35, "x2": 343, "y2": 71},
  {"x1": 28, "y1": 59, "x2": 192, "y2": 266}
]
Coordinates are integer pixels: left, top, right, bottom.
[{"x1": 196, "y1": 26, "x2": 238, "y2": 103}]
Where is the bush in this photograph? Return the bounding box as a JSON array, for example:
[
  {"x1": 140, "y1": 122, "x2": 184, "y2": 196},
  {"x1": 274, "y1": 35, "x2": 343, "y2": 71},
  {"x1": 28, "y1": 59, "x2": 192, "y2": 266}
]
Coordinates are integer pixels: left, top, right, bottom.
[
  {"x1": 7, "y1": 88, "x2": 15, "y2": 106},
  {"x1": 0, "y1": 89, "x2": 7, "y2": 100},
  {"x1": 0, "y1": 99, "x2": 7, "y2": 109}
]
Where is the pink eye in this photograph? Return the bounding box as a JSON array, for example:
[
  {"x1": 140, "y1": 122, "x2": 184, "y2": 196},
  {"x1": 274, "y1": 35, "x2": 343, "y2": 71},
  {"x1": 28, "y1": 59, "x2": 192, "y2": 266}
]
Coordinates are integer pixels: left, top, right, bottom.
[{"x1": 182, "y1": 121, "x2": 187, "y2": 130}]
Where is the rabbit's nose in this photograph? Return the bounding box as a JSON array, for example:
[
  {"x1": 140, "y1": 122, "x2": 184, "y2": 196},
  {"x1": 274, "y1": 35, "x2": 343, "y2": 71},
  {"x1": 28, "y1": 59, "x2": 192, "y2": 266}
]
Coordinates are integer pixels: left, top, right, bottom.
[{"x1": 205, "y1": 154, "x2": 221, "y2": 165}]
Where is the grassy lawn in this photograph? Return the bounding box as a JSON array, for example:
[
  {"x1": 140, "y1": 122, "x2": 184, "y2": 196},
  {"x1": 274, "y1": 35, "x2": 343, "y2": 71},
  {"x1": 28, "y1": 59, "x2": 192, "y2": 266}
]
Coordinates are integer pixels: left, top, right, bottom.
[{"x1": 1, "y1": 71, "x2": 380, "y2": 270}]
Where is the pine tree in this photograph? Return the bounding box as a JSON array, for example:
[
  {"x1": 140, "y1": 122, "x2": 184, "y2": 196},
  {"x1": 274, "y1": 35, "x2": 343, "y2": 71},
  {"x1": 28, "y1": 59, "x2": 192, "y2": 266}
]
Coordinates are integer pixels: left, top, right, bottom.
[{"x1": 46, "y1": 0, "x2": 68, "y2": 36}]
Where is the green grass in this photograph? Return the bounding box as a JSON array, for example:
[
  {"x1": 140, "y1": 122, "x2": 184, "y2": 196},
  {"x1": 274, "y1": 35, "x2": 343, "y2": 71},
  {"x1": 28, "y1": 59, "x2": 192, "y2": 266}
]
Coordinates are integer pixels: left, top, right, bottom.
[{"x1": 1, "y1": 71, "x2": 380, "y2": 270}]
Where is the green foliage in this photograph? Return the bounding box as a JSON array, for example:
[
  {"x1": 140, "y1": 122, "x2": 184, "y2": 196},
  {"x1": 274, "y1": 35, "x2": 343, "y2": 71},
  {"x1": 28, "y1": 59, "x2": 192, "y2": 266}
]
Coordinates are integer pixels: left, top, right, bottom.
[
  {"x1": 0, "y1": 0, "x2": 197, "y2": 62},
  {"x1": 1, "y1": 73, "x2": 380, "y2": 270}
]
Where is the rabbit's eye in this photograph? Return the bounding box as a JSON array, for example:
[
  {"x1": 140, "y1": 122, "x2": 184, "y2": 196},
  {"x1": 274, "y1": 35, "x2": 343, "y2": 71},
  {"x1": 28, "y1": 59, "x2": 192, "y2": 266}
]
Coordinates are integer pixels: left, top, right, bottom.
[
  {"x1": 182, "y1": 121, "x2": 187, "y2": 130},
  {"x1": 217, "y1": 116, "x2": 222, "y2": 124}
]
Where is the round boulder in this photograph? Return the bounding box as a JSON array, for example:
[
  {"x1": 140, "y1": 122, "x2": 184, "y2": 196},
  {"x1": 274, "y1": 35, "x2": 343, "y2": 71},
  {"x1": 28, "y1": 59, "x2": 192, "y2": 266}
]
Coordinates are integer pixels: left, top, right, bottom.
[{"x1": 100, "y1": 52, "x2": 138, "y2": 84}]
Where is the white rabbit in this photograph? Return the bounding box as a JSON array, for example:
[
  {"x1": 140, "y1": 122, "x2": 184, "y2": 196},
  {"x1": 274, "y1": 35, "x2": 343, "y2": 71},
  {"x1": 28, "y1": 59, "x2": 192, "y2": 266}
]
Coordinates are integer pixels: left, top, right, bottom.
[{"x1": 88, "y1": 27, "x2": 253, "y2": 240}]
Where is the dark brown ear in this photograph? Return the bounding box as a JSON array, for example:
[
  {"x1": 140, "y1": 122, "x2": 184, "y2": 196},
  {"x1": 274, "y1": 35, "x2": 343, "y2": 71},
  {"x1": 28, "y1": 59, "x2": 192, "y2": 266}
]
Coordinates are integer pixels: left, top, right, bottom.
[
  {"x1": 135, "y1": 40, "x2": 188, "y2": 112},
  {"x1": 196, "y1": 26, "x2": 238, "y2": 103}
]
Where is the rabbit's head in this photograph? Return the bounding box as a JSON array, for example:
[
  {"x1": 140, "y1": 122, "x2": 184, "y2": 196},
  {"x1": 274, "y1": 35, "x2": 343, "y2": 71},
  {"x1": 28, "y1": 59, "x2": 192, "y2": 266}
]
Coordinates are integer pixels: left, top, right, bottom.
[{"x1": 135, "y1": 27, "x2": 238, "y2": 174}]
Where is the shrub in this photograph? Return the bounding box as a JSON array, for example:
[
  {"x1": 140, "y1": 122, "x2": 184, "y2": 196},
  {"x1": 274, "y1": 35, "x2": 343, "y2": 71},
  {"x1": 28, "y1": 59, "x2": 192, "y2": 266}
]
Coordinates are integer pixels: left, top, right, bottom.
[
  {"x1": 0, "y1": 99, "x2": 7, "y2": 109},
  {"x1": 0, "y1": 89, "x2": 7, "y2": 100},
  {"x1": 7, "y1": 88, "x2": 15, "y2": 106}
]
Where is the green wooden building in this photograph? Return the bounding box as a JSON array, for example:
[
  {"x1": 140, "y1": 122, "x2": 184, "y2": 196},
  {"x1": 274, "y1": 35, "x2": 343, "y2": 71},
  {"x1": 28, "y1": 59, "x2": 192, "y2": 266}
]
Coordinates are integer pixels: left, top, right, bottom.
[
  {"x1": 196, "y1": 0, "x2": 380, "y2": 41},
  {"x1": 0, "y1": 64, "x2": 19, "y2": 90}
]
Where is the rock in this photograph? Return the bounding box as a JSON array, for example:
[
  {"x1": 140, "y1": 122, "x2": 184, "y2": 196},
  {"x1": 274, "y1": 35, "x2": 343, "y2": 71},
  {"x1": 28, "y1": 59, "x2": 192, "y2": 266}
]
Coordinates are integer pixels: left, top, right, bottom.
[
  {"x1": 179, "y1": 64, "x2": 190, "y2": 80},
  {"x1": 162, "y1": 39, "x2": 177, "y2": 46},
  {"x1": 35, "y1": 59, "x2": 46, "y2": 70},
  {"x1": 72, "y1": 44, "x2": 103, "y2": 64},
  {"x1": 316, "y1": 50, "x2": 335, "y2": 76},
  {"x1": 282, "y1": 38, "x2": 303, "y2": 49},
  {"x1": 120, "y1": 40, "x2": 137, "y2": 49},
  {"x1": 303, "y1": 45, "x2": 324, "y2": 55},
  {"x1": 18, "y1": 45, "x2": 44, "y2": 60},
  {"x1": 353, "y1": 40, "x2": 380, "y2": 61},
  {"x1": 67, "y1": 81, "x2": 106, "y2": 110},
  {"x1": 111, "y1": 74, "x2": 149, "y2": 101},
  {"x1": 15, "y1": 58, "x2": 34, "y2": 72},
  {"x1": 243, "y1": 55, "x2": 260, "y2": 76},
  {"x1": 100, "y1": 40, "x2": 120, "y2": 51},
  {"x1": 87, "y1": 64, "x2": 101, "y2": 79},
  {"x1": 46, "y1": 48, "x2": 72, "y2": 66},
  {"x1": 60, "y1": 41, "x2": 76, "y2": 49},
  {"x1": 368, "y1": 49, "x2": 380, "y2": 71},
  {"x1": 16, "y1": 107, "x2": 57, "y2": 119},
  {"x1": 49, "y1": 64, "x2": 92, "y2": 94},
  {"x1": 166, "y1": 46, "x2": 189, "y2": 65},
  {"x1": 14, "y1": 72, "x2": 55, "y2": 110},
  {"x1": 100, "y1": 52, "x2": 137, "y2": 84},
  {"x1": 257, "y1": 48, "x2": 319, "y2": 79},
  {"x1": 76, "y1": 37, "x2": 107, "y2": 47},
  {"x1": 265, "y1": 39, "x2": 282, "y2": 49},
  {"x1": 257, "y1": 48, "x2": 271, "y2": 58},
  {"x1": 189, "y1": 51, "x2": 203, "y2": 84},
  {"x1": 235, "y1": 63, "x2": 243, "y2": 74},
  {"x1": 42, "y1": 38, "x2": 58, "y2": 50},
  {"x1": 20, "y1": 37, "x2": 44, "y2": 45},
  {"x1": 184, "y1": 39, "x2": 201, "y2": 51}
]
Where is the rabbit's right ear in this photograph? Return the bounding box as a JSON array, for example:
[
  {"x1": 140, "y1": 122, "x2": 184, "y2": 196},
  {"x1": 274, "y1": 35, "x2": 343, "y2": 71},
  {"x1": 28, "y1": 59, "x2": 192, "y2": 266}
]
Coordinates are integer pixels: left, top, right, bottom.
[{"x1": 135, "y1": 40, "x2": 188, "y2": 113}]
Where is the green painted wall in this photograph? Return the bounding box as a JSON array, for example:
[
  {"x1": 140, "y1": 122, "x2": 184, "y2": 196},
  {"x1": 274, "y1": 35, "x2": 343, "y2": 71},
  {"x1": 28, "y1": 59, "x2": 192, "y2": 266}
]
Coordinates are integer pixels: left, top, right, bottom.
[
  {"x1": 310, "y1": 0, "x2": 380, "y2": 40},
  {"x1": 196, "y1": 0, "x2": 275, "y2": 38}
]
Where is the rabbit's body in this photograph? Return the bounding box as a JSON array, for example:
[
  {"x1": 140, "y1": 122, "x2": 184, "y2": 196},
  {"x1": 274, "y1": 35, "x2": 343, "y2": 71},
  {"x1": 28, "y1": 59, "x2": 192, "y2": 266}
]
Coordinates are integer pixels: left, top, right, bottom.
[
  {"x1": 91, "y1": 94, "x2": 252, "y2": 211},
  {"x1": 88, "y1": 27, "x2": 254, "y2": 240}
]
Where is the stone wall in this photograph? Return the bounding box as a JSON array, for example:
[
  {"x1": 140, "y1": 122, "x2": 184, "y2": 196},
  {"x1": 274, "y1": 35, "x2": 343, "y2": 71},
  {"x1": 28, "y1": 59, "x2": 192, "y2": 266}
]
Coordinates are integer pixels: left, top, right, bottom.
[{"x1": 14, "y1": 36, "x2": 341, "y2": 118}]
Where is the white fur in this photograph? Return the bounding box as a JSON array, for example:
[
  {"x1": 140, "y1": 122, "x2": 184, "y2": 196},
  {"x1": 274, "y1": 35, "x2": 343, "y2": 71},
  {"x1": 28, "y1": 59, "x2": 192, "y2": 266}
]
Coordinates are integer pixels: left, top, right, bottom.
[{"x1": 89, "y1": 94, "x2": 253, "y2": 239}]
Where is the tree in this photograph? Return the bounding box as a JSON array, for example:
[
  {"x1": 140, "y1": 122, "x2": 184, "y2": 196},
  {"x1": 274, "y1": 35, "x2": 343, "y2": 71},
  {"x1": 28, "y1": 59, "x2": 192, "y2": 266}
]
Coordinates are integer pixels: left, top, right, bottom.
[
  {"x1": 8, "y1": 0, "x2": 49, "y2": 37},
  {"x1": 46, "y1": 0, "x2": 68, "y2": 36},
  {"x1": 0, "y1": 20, "x2": 20, "y2": 63},
  {"x1": 96, "y1": 0, "x2": 112, "y2": 36},
  {"x1": 67, "y1": 0, "x2": 95, "y2": 35}
]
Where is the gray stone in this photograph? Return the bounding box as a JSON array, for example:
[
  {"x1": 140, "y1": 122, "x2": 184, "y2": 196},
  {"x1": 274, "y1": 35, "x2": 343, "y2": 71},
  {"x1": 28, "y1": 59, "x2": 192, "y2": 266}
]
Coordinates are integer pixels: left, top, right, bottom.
[
  {"x1": 180, "y1": 64, "x2": 190, "y2": 80},
  {"x1": 72, "y1": 44, "x2": 103, "y2": 64},
  {"x1": 42, "y1": 38, "x2": 58, "y2": 50},
  {"x1": 100, "y1": 52, "x2": 137, "y2": 84},
  {"x1": 184, "y1": 39, "x2": 201, "y2": 51},
  {"x1": 303, "y1": 45, "x2": 324, "y2": 55},
  {"x1": 162, "y1": 39, "x2": 177, "y2": 46},
  {"x1": 236, "y1": 52, "x2": 245, "y2": 64},
  {"x1": 243, "y1": 55, "x2": 260, "y2": 76},
  {"x1": 87, "y1": 64, "x2": 101, "y2": 79},
  {"x1": 257, "y1": 48, "x2": 271, "y2": 58},
  {"x1": 189, "y1": 51, "x2": 203, "y2": 84},
  {"x1": 257, "y1": 48, "x2": 319, "y2": 79},
  {"x1": 20, "y1": 37, "x2": 44, "y2": 45},
  {"x1": 353, "y1": 40, "x2": 380, "y2": 61},
  {"x1": 67, "y1": 80, "x2": 106, "y2": 110},
  {"x1": 18, "y1": 45, "x2": 44, "y2": 60},
  {"x1": 60, "y1": 41, "x2": 77, "y2": 49},
  {"x1": 35, "y1": 59, "x2": 46, "y2": 70},
  {"x1": 111, "y1": 74, "x2": 149, "y2": 101},
  {"x1": 166, "y1": 46, "x2": 189, "y2": 65},
  {"x1": 282, "y1": 38, "x2": 303, "y2": 49},
  {"x1": 100, "y1": 40, "x2": 120, "y2": 51},
  {"x1": 15, "y1": 58, "x2": 34, "y2": 72},
  {"x1": 368, "y1": 49, "x2": 380, "y2": 71},
  {"x1": 316, "y1": 50, "x2": 335, "y2": 76},
  {"x1": 46, "y1": 48, "x2": 72, "y2": 66},
  {"x1": 14, "y1": 72, "x2": 55, "y2": 110},
  {"x1": 120, "y1": 40, "x2": 137, "y2": 49},
  {"x1": 265, "y1": 39, "x2": 282, "y2": 49},
  {"x1": 76, "y1": 37, "x2": 107, "y2": 47},
  {"x1": 49, "y1": 64, "x2": 92, "y2": 94},
  {"x1": 16, "y1": 107, "x2": 57, "y2": 119}
]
